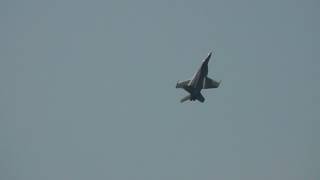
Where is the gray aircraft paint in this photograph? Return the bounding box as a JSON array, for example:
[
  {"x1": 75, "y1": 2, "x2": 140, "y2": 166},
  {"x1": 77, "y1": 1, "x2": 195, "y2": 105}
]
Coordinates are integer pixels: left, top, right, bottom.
[{"x1": 176, "y1": 52, "x2": 220, "y2": 103}]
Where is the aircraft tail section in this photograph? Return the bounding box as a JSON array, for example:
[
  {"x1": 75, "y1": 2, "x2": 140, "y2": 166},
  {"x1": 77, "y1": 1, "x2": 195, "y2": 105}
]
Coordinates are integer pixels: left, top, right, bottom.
[
  {"x1": 180, "y1": 94, "x2": 205, "y2": 103},
  {"x1": 196, "y1": 93, "x2": 205, "y2": 103},
  {"x1": 180, "y1": 95, "x2": 191, "y2": 103}
]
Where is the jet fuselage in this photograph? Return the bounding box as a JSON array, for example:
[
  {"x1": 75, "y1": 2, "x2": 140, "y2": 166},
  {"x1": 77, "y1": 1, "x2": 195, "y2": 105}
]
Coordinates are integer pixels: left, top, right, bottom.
[
  {"x1": 176, "y1": 51, "x2": 220, "y2": 103},
  {"x1": 185, "y1": 53, "x2": 211, "y2": 100}
]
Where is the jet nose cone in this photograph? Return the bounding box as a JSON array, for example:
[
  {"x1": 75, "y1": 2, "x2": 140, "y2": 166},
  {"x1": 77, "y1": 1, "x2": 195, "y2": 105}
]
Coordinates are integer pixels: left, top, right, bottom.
[{"x1": 203, "y1": 52, "x2": 212, "y2": 63}]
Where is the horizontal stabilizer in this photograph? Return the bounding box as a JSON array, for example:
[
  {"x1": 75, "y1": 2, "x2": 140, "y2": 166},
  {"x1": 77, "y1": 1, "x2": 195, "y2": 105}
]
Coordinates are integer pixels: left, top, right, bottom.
[
  {"x1": 180, "y1": 95, "x2": 191, "y2": 103},
  {"x1": 196, "y1": 93, "x2": 205, "y2": 103}
]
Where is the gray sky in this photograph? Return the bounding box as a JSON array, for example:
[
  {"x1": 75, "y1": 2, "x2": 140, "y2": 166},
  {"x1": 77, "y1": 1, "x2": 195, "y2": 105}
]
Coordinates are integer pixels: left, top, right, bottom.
[{"x1": 1, "y1": 0, "x2": 319, "y2": 179}]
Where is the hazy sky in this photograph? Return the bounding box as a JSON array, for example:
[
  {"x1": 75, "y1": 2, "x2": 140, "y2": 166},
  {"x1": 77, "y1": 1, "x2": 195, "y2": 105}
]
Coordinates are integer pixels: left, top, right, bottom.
[{"x1": 1, "y1": 0, "x2": 319, "y2": 179}]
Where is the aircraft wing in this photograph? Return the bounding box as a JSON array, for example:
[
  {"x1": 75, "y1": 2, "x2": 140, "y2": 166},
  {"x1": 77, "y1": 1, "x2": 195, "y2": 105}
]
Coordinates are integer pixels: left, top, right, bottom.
[
  {"x1": 203, "y1": 77, "x2": 220, "y2": 89},
  {"x1": 176, "y1": 80, "x2": 190, "y2": 88}
]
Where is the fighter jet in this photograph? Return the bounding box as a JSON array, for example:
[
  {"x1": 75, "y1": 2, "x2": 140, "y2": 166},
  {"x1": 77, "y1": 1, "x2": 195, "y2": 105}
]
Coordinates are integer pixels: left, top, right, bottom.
[{"x1": 176, "y1": 52, "x2": 221, "y2": 103}]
